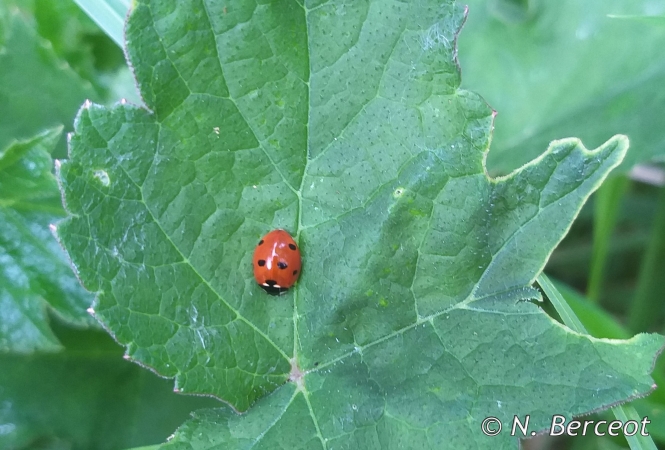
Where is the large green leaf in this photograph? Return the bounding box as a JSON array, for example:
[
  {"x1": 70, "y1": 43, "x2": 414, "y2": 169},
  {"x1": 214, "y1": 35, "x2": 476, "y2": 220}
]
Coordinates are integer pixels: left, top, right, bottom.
[
  {"x1": 0, "y1": 129, "x2": 95, "y2": 353},
  {"x1": 459, "y1": 0, "x2": 665, "y2": 174},
  {"x1": 55, "y1": 0, "x2": 663, "y2": 448}
]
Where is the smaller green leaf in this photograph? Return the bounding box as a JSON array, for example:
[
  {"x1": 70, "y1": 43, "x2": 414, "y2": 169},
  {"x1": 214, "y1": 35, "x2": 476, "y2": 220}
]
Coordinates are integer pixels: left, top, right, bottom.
[
  {"x1": 0, "y1": 128, "x2": 95, "y2": 353},
  {"x1": 32, "y1": 0, "x2": 128, "y2": 91},
  {"x1": 459, "y1": 0, "x2": 665, "y2": 174},
  {"x1": 0, "y1": 326, "x2": 219, "y2": 450},
  {"x1": 0, "y1": 4, "x2": 100, "y2": 156}
]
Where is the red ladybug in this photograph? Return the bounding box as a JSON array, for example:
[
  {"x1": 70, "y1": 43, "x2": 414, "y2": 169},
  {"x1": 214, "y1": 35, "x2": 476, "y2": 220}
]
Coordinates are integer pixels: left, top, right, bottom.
[{"x1": 252, "y1": 229, "x2": 301, "y2": 295}]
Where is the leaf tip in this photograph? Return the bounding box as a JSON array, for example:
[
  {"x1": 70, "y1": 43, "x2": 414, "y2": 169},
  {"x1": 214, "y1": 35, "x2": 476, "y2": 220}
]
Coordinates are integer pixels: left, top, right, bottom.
[
  {"x1": 50, "y1": 124, "x2": 65, "y2": 136},
  {"x1": 575, "y1": 134, "x2": 629, "y2": 159},
  {"x1": 578, "y1": 134, "x2": 630, "y2": 173},
  {"x1": 610, "y1": 133, "x2": 630, "y2": 154}
]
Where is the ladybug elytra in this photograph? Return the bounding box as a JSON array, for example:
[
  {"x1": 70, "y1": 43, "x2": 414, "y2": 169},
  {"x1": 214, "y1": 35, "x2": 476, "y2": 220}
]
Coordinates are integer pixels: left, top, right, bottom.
[{"x1": 252, "y1": 229, "x2": 301, "y2": 295}]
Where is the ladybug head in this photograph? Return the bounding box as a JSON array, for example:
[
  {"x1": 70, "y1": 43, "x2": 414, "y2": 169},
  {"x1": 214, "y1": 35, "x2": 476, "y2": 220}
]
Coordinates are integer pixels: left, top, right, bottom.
[{"x1": 260, "y1": 279, "x2": 289, "y2": 296}]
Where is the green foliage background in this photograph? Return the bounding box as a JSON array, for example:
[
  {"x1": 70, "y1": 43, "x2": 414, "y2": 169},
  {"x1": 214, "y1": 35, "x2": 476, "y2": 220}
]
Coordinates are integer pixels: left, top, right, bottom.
[{"x1": 1, "y1": 0, "x2": 664, "y2": 449}]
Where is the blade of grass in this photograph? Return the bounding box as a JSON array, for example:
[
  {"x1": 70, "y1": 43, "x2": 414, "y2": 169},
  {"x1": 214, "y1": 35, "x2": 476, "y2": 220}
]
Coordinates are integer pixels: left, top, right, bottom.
[
  {"x1": 551, "y1": 279, "x2": 629, "y2": 339},
  {"x1": 539, "y1": 274, "x2": 587, "y2": 334},
  {"x1": 538, "y1": 273, "x2": 659, "y2": 450},
  {"x1": 587, "y1": 175, "x2": 630, "y2": 303},
  {"x1": 72, "y1": 0, "x2": 130, "y2": 48},
  {"x1": 613, "y1": 406, "x2": 659, "y2": 450},
  {"x1": 629, "y1": 186, "x2": 665, "y2": 333}
]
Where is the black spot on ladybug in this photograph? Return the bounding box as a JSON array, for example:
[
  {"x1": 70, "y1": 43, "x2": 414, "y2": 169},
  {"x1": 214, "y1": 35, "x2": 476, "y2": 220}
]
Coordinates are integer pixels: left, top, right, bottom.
[
  {"x1": 288, "y1": 243, "x2": 297, "y2": 250},
  {"x1": 293, "y1": 270, "x2": 298, "y2": 275},
  {"x1": 277, "y1": 261, "x2": 288, "y2": 269},
  {"x1": 258, "y1": 239, "x2": 264, "y2": 245},
  {"x1": 258, "y1": 260, "x2": 266, "y2": 267}
]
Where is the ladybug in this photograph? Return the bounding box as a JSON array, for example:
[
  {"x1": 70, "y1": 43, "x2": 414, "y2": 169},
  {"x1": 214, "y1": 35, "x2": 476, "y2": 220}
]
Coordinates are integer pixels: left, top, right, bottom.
[{"x1": 252, "y1": 229, "x2": 301, "y2": 295}]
